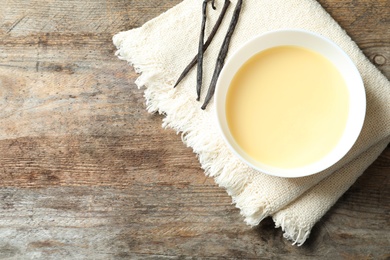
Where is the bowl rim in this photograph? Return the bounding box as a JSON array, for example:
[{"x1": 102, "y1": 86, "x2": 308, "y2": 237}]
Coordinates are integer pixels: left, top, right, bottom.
[{"x1": 214, "y1": 28, "x2": 366, "y2": 178}]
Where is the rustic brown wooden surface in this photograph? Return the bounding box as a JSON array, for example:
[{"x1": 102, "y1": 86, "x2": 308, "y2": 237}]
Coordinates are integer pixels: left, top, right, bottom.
[{"x1": 0, "y1": 0, "x2": 389, "y2": 259}]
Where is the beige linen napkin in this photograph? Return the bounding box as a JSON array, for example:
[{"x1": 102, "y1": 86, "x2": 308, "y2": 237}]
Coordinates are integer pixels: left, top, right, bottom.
[{"x1": 113, "y1": 0, "x2": 390, "y2": 245}]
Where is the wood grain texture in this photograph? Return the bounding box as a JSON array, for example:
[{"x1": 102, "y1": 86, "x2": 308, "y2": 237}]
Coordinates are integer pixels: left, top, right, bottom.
[{"x1": 0, "y1": 0, "x2": 389, "y2": 259}]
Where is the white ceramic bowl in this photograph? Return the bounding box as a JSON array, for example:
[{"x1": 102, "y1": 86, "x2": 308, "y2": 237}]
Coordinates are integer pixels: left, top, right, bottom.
[{"x1": 215, "y1": 29, "x2": 365, "y2": 178}]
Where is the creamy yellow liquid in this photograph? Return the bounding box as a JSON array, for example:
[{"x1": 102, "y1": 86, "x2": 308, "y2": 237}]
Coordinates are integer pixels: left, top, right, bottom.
[{"x1": 226, "y1": 46, "x2": 349, "y2": 169}]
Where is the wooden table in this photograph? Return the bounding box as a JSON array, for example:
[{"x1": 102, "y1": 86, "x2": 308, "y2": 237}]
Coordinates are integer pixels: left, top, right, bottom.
[{"x1": 0, "y1": 0, "x2": 389, "y2": 258}]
